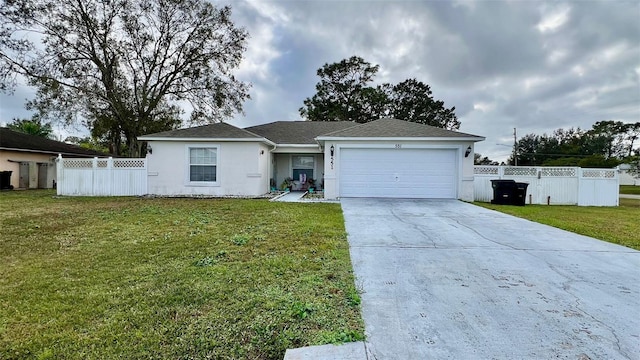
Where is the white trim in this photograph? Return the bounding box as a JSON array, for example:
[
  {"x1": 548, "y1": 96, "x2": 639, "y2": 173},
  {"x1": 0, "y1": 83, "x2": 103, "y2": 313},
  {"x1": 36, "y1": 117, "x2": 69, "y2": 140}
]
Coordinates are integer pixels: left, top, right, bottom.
[
  {"x1": 276, "y1": 144, "x2": 319, "y2": 148},
  {"x1": 139, "y1": 136, "x2": 275, "y2": 145},
  {"x1": 316, "y1": 136, "x2": 485, "y2": 142},
  {"x1": 272, "y1": 148, "x2": 323, "y2": 154},
  {"x1": 334, "y1": 143, "x2": 466, "y2": 150},
  {"x1": 184, "y1": 144, "x2": 220, "y2": 187}
]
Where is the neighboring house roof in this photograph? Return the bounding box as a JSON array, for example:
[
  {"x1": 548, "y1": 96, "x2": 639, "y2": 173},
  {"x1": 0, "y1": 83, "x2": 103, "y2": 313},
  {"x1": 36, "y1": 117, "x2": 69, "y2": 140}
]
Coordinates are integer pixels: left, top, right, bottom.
[
  {"x1": 245, "y1": 121, "x2": 356, "y2": 145},
  {"x1": 317, "y1": 118, "x2": 485, "y2": 140},
  {"x1": 0, "y1": 127, "x2": 108, "y2": 157},
  {"x1": 138, "y1": 122, "x2": 266, "y2": 141}
]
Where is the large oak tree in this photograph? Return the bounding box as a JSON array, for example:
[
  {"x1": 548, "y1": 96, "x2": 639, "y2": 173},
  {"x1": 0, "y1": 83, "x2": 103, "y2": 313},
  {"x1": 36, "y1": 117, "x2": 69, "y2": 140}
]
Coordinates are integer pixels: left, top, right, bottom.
[
  {"x1": 0, "y1": 0, "x2": 249, "y2": 156},
  {"x1": 299, "y1": 56, "x2": 459, "y2": 130}
]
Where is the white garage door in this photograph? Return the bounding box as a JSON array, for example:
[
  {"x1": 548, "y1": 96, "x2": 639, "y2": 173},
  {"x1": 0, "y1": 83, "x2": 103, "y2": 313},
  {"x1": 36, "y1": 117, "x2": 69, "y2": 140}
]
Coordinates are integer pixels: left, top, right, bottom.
[{"x1": 339, "y1": 148, "x2": 458, "y2": 198}]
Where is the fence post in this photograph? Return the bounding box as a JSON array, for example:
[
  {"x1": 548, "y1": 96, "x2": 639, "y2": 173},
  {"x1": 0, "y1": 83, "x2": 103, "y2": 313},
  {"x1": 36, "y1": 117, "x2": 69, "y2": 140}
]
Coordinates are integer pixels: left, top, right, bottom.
[
  {"x1": 108, "y1": 157, "x2": 113, "y2": 196},
  {"x1": 577, "y1": 167, "x2": 582, "y2": 206},
  {"x1": 92, "y1": 157, "x2": 98, "y2": 196}
]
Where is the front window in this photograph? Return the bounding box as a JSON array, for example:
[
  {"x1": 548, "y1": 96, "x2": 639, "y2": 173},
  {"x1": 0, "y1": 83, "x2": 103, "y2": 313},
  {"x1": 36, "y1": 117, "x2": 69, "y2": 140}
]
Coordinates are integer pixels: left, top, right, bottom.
[
  {"x1": 292, "y1": 155, "x2": 314, "y2": 181},
  {"x1": 189, "y1": 147, "x2": 217, "y2": 182}
]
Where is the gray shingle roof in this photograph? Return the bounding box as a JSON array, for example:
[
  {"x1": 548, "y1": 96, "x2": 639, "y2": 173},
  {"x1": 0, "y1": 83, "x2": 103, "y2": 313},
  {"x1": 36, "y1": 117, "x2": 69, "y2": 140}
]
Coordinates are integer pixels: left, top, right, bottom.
[
  {"x1": 138, "y1": 119, "x2": 484, "y2": 144},
  {"x1": 139, "y1": 122, "x2": 263, "y2": 140},
  {"x1": 0, "y1": 127, "x2": 109, "y2": 156},
  {"x1": 318, "y1": 118, "x2": 484, "y2": 139},
  {"x1": 245, "y1": 121, "x2": 357, "y2": 144}
]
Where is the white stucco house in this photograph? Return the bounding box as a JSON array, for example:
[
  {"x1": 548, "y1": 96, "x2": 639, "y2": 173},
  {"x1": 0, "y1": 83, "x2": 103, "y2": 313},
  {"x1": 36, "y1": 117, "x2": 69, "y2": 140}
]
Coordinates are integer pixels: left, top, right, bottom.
[
  {"x1": 0, "y1": 127, "x2": 107, "y2": 190},
  {"x1": 137, "y1": 118, "x2": 485, "y2": 200}
]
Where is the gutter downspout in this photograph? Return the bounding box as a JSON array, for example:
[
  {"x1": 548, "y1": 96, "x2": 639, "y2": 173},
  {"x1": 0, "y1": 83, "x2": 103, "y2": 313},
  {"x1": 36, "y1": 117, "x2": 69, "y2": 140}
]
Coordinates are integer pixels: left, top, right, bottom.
[
  {"x1": 268, "y1": 141, "x2": 277, "y2": 191},
  {"x1": 314, "y1": 137, "x2": 324, "y2": 152}
]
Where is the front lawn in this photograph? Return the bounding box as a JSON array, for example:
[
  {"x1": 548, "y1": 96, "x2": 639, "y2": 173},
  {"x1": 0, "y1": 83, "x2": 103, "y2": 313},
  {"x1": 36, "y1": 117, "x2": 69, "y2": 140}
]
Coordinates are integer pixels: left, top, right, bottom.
[
  {"x1": 620, "y1": 185, "x2": 640, "y2": 195},
  {"x1": 0, "y1": 190, "x2": 363, "y2": 359},
  {"x1": 474, "y1": 198, "x2": 640, "y2": 250}
]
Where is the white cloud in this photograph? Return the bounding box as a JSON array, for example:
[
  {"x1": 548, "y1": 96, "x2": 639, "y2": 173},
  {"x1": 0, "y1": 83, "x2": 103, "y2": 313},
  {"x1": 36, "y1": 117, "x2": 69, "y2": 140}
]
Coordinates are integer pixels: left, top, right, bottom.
[
  {"x1": 546, "y1": 49, "x2": 567, "y2": 65},
  {"x1": 241, "y1": 0, "x2": 290, "y2": 24},
  {"x1": 571, "y1": 64, "x2": 585, "y2": 77},
  {"x1": 585, "y1": 41, "x2": 631, "y2": 70},
  {"x1": 473, "y1": 102, "x2": 495, "y2": 112},
  {"x1": 523, "y1": 76, "x2": 549, "y2": 90},
  {"x1": 536, "y1": 4, "x2": 571, "y2": 33},
  {"x1": 236, "y1": 22, "x2": 282, "y2": 82}
]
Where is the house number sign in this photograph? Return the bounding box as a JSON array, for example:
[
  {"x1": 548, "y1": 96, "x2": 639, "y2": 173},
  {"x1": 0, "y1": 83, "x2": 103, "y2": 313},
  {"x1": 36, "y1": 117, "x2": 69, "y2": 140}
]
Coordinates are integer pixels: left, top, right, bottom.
[{"x1": 395, "y1": 144, "x2": 402, "y2": 149}]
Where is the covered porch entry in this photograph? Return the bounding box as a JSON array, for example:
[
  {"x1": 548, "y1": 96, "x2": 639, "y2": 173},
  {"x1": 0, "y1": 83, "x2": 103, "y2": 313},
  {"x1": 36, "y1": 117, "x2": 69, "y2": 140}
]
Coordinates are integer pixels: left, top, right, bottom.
[{"x1": 271, "y1": 151, "x2": 324, "y2": 192}]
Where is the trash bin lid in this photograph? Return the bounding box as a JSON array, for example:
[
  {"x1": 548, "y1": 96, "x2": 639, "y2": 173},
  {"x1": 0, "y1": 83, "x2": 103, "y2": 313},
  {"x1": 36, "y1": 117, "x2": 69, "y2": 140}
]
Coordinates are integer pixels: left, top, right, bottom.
[{"x1": 491, "y1": 179, "x2": 516, "y2": 188}]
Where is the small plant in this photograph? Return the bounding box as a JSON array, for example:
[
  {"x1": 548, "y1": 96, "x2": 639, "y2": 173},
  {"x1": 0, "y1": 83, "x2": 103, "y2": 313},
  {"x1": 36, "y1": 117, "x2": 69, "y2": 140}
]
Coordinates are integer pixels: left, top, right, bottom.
[
  {"x1": 347, "y1": 288, "x2": 361, "y2": 307},
  {"x1": 194, "y1": 256, "x2": 215, "y2": 267},
  {"x1": 306, "y1": 178, "x2": 317, "y2": 192},
  {"x1": 280, "y1": 177, "x2": 293, "y2": 191},
  {"x1": 194, "y1": 250, "x2": 228, "y2": 266},
  {"x1": 290, "y1": 301, "x2": 314, "y2": 320},
  {"x1": 318, "y1": 330, "x2": 365, "y2": 344},
  {"x1": 231, "y1": 234, "x2": 250, "y2": 246}
]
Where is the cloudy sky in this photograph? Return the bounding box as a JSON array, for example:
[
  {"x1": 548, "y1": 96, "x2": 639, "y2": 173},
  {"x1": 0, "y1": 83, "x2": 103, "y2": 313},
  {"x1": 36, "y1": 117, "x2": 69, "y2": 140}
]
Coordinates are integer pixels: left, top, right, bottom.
[{"x1": 1, "y1": 0, "x2": 639, "y2": 161}]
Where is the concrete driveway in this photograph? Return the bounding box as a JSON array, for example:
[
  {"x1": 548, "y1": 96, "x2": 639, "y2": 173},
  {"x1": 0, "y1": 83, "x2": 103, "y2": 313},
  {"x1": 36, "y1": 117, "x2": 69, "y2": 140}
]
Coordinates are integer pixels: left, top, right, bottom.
[{"x1": 341, "y1": 198, "x2": 639, "y2": 359}]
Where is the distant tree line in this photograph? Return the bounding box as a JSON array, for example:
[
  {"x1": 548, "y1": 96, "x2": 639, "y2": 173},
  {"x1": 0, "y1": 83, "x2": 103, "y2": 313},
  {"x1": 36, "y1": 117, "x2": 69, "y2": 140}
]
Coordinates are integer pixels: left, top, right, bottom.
[
  {"x1": 474, "y1": 153, "x2": 499, "y2": 166},
  {"x1": 6, "y1": 117, "x2": 113, "y2": 153},
  {"x1": 6, "y1": 117, "x2": 53, "y2": 139},
  {"x1": 510, "y1": 121, "x2": 639, "y2": 168}
]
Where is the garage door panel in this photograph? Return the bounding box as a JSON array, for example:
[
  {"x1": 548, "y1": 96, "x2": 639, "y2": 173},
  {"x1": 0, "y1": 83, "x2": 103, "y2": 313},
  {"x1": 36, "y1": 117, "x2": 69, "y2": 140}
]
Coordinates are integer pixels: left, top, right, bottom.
[{"x1": 339, "y1": 148, "x2": 457, "y2": 198}]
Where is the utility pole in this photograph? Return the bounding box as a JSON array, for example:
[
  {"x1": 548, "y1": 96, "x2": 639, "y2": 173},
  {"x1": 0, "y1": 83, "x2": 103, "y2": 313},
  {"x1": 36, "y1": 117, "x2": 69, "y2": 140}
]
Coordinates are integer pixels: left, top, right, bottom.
[{"x1": 513, "y1": 127, "x2": 517, "y2": 166}]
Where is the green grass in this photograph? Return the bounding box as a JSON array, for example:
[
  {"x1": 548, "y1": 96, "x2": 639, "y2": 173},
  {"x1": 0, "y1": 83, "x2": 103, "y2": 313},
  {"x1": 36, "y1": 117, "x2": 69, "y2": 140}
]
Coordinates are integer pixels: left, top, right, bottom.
[
  {"x1": 474, "y1": 198, "x2": 640, "y2": 250},
  {"x1": 0, "y1": 190, "x2": 364, "y2": 359},
  {"x1": 620, "y1": 185, "x2": 640, "y2": 195}
]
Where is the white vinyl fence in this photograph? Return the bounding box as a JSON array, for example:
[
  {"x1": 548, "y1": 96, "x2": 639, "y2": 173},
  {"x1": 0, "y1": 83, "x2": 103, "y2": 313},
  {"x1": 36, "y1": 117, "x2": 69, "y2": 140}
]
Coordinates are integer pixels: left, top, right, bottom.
[
  {"x1": 56, "y1": 155, "x2": 147, "y2": 196},
  {"x1": 474, "y1": 166, "x2": 619, "y2": 206}
]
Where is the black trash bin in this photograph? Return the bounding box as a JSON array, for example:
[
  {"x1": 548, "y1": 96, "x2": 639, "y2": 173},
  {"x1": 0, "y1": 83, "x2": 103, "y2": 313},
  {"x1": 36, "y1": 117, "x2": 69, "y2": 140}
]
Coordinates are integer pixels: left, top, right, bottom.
[
  {"x1": 490, "y1": 179, "x2": 517, "y2": 205},
  {"x1": 0, "y1": 171, "x2": 13, "y2": 190},
  {"x1": 513, "y1": 182, "x2": 529, "y2": 206}
]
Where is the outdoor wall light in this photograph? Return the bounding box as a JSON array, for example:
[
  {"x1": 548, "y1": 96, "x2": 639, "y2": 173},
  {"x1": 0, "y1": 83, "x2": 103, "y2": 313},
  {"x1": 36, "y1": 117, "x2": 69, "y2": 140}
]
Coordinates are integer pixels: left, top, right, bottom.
[
  {"x1": 147, "y1": 145, "x2": 152, "y2": 154},
  {"x1": 330, "y1": 145, "x2": 335, "y2": 169},
  {"x1": 464, "y1": 146, "x2": 472, "y2": 157}
]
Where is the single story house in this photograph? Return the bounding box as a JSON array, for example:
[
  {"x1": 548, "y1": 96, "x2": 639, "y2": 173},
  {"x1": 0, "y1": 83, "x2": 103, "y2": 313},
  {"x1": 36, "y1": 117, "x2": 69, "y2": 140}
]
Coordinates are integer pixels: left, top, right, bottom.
[
  {"x1": 0, "y1": 127, "x2": 107, "y2": 189},
  {"x1": 138, "y1": 118, "x2": 485, "y2": 200}
]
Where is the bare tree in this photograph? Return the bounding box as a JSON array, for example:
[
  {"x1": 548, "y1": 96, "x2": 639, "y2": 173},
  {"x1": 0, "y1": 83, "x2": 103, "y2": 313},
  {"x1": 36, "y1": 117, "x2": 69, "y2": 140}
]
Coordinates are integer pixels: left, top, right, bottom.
[{"x1": 1, "y1": 0, "x2": 250, "y2": 156}]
